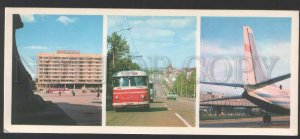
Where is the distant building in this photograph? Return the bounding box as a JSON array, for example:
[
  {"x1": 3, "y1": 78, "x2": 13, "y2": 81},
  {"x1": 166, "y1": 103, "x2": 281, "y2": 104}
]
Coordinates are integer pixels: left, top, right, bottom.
[
  {"x1": 200, "y1": 91, "x2": 255, "y2": 104},
  {"x1": 36, "y1": 50, "x2": 102, "y2": 91},
  {"x1": 164, "y1": 64, "x2": 174, "y2": 76},
  {"x1": 200, "y1": 91, "x2": 222, "y2": 101}
]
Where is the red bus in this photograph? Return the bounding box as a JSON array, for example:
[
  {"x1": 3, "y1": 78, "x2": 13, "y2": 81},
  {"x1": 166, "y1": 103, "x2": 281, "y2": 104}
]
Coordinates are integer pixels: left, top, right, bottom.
[{"x1": 112, "y1": 70, "x2": 150, "y2": 111}]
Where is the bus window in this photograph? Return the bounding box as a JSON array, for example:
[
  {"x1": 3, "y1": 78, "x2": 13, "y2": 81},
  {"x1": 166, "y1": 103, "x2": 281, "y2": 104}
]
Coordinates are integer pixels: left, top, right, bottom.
[
  {"x1": 120, "y1": 77, "x2": 129, "y2": 87},
  {"x1": 130, "y1": 76, "x2": 147, "y2": 86},
  {"x1": 130, "y1": 77, "x2": 137, "y2": 86}
]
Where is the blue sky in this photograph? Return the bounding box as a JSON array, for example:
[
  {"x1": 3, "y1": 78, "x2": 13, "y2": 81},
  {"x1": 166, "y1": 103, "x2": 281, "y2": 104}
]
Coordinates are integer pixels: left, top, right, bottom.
[
  {"x1": 200, "y1": 17, "x2": 291, "y2": 94},
  {"x1": 108, "y1": 16, "x2": 196, "y2": 69},
  {"x1": 16, "y1": 14, "x2": 103, "y2": 78}
]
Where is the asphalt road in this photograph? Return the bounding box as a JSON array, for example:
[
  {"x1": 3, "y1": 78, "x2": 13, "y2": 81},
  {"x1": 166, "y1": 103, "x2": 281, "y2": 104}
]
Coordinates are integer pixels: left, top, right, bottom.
[
  {"x1": 200, "y1": 116, "x2": 290, "y2": 128},
  {"x1": 39, "y1": 92, "x2": 102, "y2": 125},
  {"x1": 106, "y1": 79, "x2": 195, "y2": 127}
]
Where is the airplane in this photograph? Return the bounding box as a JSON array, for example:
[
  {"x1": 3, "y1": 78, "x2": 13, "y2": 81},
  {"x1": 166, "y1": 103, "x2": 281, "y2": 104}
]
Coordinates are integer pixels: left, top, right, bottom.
[{"x1": 200, "y1": 26, "x2": 290, "y2": 123}]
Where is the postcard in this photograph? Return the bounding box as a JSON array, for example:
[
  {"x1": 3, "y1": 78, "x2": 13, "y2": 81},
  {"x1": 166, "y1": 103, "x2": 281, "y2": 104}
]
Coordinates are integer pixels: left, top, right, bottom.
[{"x1": 3, "y1": 8, "x2": 298, "y2": 135}]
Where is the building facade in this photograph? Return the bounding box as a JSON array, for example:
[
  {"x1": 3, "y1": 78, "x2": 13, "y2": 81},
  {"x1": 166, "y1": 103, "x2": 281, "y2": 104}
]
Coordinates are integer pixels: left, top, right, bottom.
[{"x1": 36, "y1": 50, "x2": 102, "y2": 91}]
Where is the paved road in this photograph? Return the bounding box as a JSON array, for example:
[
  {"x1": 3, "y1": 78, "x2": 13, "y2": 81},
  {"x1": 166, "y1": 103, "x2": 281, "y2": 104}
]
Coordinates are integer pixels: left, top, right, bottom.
[
  {"x1": 200, "y1": 116, "x2": 290, "y2": 128},
  {"x1": 39, "y1": 92, "x2": 102, "y2": 125},
  {"x1": 106, "y1": 79, "x2": 195, "y2": 127}
]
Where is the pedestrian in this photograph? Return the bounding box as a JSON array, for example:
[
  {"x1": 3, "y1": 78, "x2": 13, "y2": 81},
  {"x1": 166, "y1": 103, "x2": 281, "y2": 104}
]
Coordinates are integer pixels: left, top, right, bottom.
[
  {"x1": 59, "y1": 91, "x2": 61, "y2": 96},
  {"x1": 72, "y1": 90, "x2": 76, "y2": 96},
  {"x1": 97, "y1": 90, "x2": 100, "y2": 98}
]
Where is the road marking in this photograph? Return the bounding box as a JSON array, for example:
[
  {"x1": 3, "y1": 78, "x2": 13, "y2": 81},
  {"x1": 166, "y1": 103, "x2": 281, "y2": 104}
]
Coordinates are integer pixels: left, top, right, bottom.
[{"x1": 174, "y1": 113, "x2": 192, "y2": 127}]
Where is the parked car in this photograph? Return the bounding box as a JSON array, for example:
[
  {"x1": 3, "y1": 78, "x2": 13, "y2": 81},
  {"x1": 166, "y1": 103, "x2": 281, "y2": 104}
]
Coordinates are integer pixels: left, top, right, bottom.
[{"x1": 167, "y1": 92, "x2": 177, "y2": 100}]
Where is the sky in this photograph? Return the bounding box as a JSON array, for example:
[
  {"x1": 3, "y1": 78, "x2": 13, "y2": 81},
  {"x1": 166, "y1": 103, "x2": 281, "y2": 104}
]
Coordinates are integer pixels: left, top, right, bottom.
[
  {"x1": 16, "y1": 14, "x2": 103, "y2": 79},
  {"x1": 108, "y1": 16, "x2": 197, "y2": 69},
  {"x1": 200, "y1": 17, "x2": 292, "y2": 95}
]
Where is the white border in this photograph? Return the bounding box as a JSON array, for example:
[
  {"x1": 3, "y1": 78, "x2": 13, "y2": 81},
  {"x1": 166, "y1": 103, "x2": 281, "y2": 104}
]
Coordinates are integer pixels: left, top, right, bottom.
[
  {"x1": 195, "y1": 16, "x2": 201, "y2": 127},
  {"x1": 3, "y1": 8, "x2": 299, "y2": 135},
  {"x1": 102, "y1": 13, "x2": 108, "y2": 127}
]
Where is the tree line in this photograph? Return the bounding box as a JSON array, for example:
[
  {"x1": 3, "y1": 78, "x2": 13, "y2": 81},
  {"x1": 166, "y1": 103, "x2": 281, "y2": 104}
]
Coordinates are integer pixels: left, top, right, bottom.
[{"x1": 171, "y1": 70, "x2": 196, "y2": 98}]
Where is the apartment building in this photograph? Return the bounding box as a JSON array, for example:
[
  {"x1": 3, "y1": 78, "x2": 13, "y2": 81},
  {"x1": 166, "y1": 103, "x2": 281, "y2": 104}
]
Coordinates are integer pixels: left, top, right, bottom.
[{"x1": 36, "y1": 50, "x2": 102, "y2": 91}]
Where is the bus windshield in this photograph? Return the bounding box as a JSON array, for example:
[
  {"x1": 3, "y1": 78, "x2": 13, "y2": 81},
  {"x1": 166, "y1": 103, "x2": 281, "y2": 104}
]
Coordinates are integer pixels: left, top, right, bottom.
[{"x1": 113, "y1": 76, "x2": 148, "y2": 87}]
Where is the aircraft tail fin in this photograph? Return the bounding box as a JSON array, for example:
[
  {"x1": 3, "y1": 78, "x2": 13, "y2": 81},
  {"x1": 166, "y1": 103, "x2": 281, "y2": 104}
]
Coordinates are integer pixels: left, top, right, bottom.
[{"x1": 243, "y1": 26, "x2": 267, "y2": 85}]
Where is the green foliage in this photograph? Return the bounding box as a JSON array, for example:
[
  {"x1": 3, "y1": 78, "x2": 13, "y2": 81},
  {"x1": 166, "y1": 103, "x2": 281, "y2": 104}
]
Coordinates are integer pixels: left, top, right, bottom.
[{"x1": 172, "y1": 70, "x2": 196, "y2": 98}]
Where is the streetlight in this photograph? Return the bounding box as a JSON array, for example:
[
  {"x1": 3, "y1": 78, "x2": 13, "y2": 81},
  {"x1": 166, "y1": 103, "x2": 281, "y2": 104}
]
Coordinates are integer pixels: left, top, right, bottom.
[{"x1": 115, "y1": 27, "x2": 133, "y2": 33}]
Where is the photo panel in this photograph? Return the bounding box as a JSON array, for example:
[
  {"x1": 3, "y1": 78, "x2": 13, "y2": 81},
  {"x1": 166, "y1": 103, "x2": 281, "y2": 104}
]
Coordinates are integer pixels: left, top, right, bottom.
[
  {"x1": 105, "y1": 15, "x2": 197, "y2": 127},
  {"x1": 199, "y1": 16, "x2": 293, "y2": 128},
  {"x1": 8, "y1": 13, "x2": 103, "y2": 126},
  {"x1": 3, "y1": 8, "x2": 298, "y2": 135}
]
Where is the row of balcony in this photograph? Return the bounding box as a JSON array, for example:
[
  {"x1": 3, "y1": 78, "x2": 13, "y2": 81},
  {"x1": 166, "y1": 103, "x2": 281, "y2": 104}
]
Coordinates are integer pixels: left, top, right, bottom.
[
  {"x1": 38, "y1": 70, "x2": 102, "y2": 74},
  {"x1": 37, "y1": 80, "x2": 102, "y2": 84},
  {"x1": 38, "y1": 58, "x2": 102, "y2": 62}
]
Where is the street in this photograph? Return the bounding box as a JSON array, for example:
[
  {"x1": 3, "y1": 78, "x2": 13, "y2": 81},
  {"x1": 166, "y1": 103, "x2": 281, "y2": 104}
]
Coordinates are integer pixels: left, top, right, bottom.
[
  {"x1": 200, "y1": 116, "x2": 290, "y2": 128},
  {"x1": 106, "y1": 79, "x2": 195, "y2": 127},
  {"x1": 38, "y1": 92, "x2": 102, "y2": 125}
]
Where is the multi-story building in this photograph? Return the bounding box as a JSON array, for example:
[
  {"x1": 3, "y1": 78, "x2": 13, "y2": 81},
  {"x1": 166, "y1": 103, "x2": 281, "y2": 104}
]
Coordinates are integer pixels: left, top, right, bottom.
[{"x1": 36, "y1": 50, "x2": 102, "y2": 91}]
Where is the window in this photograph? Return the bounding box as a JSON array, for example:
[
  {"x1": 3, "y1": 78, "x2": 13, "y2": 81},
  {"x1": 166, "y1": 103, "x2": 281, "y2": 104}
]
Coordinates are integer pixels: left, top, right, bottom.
[
  {"x1": 112, "y1": 76, "x2": 147, "y2": 87},
  {"x1": 130, "y1": 76, "x2": 147, "y2": 86}
]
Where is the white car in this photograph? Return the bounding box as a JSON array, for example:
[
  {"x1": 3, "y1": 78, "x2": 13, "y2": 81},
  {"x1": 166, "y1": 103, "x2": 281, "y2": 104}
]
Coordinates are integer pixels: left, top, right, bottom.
[{"x1": 167, "y1": 92, "x2": 177, "y2": 100}]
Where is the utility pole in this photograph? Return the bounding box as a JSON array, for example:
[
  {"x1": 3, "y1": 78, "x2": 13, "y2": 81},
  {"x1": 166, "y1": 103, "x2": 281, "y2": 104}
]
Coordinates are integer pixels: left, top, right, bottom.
[
  {"x1": 185, "y1": 78, "x2": 187, "y2": 97},
  {"x1": 180, "y1": 74, "x2": 183, "y2": 96},
  {"x1": 194, "y1": 83, "x2": 196, "y2": 98}
]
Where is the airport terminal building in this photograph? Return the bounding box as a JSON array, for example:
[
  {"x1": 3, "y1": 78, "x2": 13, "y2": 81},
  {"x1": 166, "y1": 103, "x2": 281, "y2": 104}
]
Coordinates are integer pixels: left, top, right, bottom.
[{"x1": 36, "y1": 50, "x2": 102, "y2": 92}]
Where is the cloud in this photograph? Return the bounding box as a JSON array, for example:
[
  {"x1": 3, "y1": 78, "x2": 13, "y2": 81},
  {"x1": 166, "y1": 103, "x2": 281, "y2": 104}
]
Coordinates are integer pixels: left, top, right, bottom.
[
  {"x1": 182, "y1": 31, "x2": 196, "y2": 42},
  {"x1": 108, "y1": 16, "x2": 195, "y2": 36},
  {"x1": 107, "y1": 16, "x2": 196, "y2": 68},
  {"x1": 28, "y1": 62, "x2": 36, "y2": 66},
  {"x1": 164, "y1": 18, "x2": 194, "y2": 28},
  {"x1": 128, "y1": 17, "x2": 194, "y2": 28},
  {"x1": 20, "y1": 15, "x2": 35, "y2": 23},
  {"x1": 24, "y1": 45, "x2": 48, "y2": 50},
  {"x1": 55, "y1": 46, "x2": 65, "y2": 49},
  {"x1": 56, "y1": 16, "x2": 76, "y2": 25},
  {"x1": 201, "y1": 40, "x2": 243, "y2": 57},
  {"x1": 201, "y1": 39, "x2": 291, "y2": 89},
  {"x1": 133, "y1": 28, "x2": 175, "y2": 39}
]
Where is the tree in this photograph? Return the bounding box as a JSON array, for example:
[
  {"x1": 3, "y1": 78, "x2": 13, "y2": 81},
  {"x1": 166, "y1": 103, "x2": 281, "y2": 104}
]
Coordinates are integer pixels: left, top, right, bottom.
[
  {"x1": 106, "y1": 32, "x2": 141, "y2": 109},
  {"x1": 172, "y1": 69, "x2": 196, "y2": 98}
]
